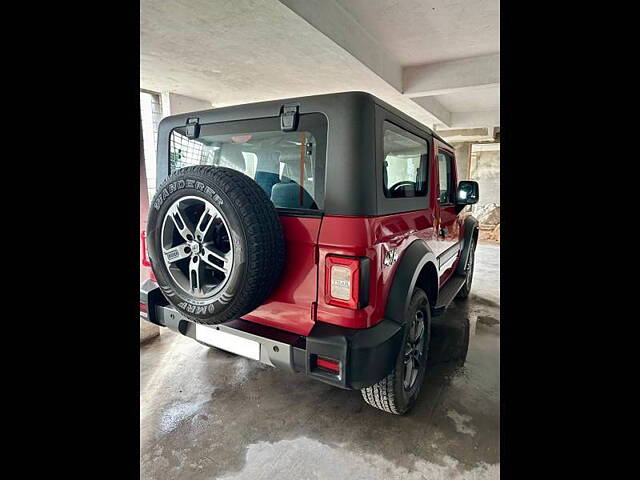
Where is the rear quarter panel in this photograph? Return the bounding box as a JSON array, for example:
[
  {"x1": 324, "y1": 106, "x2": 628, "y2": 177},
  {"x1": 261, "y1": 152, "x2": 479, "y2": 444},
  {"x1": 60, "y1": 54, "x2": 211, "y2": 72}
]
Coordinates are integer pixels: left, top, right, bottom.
[
  {"x1": 241, "y1": 215, "x2": 321, "y2": 336},
  {"x1": 317, "y1": 212, "x2": 436, "y2": 329}
]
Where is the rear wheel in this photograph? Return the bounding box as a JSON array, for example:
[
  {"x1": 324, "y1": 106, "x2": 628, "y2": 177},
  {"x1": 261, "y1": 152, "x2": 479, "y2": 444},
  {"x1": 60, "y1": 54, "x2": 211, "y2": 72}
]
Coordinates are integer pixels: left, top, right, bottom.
[{"x1": 361, "y1": 288, "x2": 431, "y2": 415}]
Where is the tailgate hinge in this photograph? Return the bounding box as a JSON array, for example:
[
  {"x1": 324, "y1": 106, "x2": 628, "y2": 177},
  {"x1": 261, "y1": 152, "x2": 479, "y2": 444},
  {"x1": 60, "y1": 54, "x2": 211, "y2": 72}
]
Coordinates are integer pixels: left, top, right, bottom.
[
  {"x1": 185, "y1": 117, "x2": 200, "y2": 139},
  {"x1": 280, "y1": 104, "x2": 299, "y2": 132}
]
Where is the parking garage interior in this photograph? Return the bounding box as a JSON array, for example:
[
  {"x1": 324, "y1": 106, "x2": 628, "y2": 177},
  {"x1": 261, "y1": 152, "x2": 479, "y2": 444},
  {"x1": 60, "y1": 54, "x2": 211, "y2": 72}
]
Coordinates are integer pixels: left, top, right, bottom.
[{"x1": 140, "y1": 1, "x2": 500, "y2": 478}]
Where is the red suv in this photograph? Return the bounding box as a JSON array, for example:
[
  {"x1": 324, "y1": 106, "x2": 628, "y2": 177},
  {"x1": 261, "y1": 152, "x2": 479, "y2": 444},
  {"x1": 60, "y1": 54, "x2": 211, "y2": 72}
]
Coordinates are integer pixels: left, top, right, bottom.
[{"x1": 140, "y1": 92, "x2": 479, "y2": 414}]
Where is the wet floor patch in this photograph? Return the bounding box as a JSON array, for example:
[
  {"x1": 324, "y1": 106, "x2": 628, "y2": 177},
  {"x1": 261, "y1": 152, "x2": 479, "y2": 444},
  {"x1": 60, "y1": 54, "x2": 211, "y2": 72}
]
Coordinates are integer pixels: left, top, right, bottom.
[
  {"x1": 218, "y1": 437, "x2": 499, "y2": 480},
  {"x1": 230, "y1": 357, "x2": 258, "y2": 387},
  {"x1": 446, "y1": 409, "x2": 477, "y2": 437},
  {"x1": 159, "y1": 401, "x2": 204, "y2": 434}
]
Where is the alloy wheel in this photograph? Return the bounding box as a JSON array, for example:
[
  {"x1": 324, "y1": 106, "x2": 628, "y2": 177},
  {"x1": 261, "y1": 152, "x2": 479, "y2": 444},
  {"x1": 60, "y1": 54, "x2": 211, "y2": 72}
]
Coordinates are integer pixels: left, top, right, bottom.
[
  {"x1": 403, "y1": 309, "x2": 426, "y2": 390},
  {"x1": 160, "y1": 196, "x2": 233, "y2": 299}
]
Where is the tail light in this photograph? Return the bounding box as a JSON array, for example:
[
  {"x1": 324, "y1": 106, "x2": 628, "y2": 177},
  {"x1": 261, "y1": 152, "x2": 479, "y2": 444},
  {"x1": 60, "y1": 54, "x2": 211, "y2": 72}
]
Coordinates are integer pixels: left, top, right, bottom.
[
  {"x1": 140, "y1": 302, "x2": 149, "y2": 317},
  {"x1": 314, "y1": 355, "x2": 340, "y2": 374},
  {"x1": 325, "y1": 255, "x2": 369, "y2": 309},
  {"x1": 141, "y1": 230, "x2": 151, "y2": 267}
]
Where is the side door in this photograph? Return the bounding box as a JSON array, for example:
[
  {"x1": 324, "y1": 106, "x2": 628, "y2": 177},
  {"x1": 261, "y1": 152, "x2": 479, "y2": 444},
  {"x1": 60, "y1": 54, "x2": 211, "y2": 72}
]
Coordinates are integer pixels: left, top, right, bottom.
[{"x1": 435, "y1": 144, "x2": 461, "y2": 281}]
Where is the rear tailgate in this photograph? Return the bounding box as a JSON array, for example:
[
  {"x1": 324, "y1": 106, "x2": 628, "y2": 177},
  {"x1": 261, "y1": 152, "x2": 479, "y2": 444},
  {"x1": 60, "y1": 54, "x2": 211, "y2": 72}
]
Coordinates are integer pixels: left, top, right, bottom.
[{"x1": 241, "y1": 215, "x2": 321, "y2": 336}]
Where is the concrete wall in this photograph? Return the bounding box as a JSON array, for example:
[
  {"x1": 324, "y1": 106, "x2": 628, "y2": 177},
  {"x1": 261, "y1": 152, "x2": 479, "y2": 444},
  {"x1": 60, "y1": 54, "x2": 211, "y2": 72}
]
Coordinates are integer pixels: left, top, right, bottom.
[
  {"x1": 469, "y1": 143, "x2": 500, "y2": 242},
  {"x1": 470, "y1": 145, "x2": 500, "y2": 207}
]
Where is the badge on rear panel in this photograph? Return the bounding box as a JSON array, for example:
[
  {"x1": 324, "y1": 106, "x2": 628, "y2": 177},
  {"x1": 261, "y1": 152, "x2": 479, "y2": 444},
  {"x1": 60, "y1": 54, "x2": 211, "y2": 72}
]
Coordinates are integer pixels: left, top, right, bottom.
[{"x1": 383, "y1": 247, "x2": 399, "y2": 267}]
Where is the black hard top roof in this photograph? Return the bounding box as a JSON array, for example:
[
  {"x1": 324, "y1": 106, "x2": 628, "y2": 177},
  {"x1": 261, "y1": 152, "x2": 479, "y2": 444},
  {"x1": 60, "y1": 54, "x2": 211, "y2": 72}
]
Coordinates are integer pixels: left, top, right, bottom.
[{"x1": 161, "y1": 91, "x2": 453, "y2": 149}]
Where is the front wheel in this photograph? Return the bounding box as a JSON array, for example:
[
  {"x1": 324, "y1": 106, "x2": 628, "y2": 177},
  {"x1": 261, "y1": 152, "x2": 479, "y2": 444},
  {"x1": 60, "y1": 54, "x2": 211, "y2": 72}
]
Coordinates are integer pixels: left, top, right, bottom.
[{"x1": 360, "y1": 288, "x2": 431, "y2": 415}]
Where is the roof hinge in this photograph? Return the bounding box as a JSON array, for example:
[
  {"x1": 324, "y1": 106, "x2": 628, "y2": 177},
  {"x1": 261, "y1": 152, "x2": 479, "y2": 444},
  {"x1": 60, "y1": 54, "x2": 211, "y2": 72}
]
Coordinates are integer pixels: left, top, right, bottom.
[
  {"x1": 185, "y1": 117, "x2": 200, "y2": 139},
  {"x1": 280, "y1": 104, "x2": 299, "y2": 132}
]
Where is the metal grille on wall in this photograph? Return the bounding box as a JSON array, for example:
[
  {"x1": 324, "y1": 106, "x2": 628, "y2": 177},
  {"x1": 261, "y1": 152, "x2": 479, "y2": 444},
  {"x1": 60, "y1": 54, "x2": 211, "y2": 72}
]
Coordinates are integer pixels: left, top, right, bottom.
[
  {"x1": 150, "y1": 94, "x2": 162, "y2": 148},
  {"x1": 141, "y1": 90, "x2": 163, "y2": 199}
]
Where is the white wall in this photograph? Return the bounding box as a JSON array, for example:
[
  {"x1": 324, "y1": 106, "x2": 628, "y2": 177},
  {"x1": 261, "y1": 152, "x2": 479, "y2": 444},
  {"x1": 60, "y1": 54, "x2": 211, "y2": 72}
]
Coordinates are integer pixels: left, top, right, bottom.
[
  {"x1": 140, "y1": 92, "x2": 158, "y2": 199},
  {"x1": 140, "y1": 92, "x2": 211, "y2": 198}
]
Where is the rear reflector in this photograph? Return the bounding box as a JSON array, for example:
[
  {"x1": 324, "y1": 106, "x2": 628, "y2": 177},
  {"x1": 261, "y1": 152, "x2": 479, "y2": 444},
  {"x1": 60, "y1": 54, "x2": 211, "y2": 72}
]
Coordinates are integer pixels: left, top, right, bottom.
[
  {"x1": 141, "y1": 231, "x2": 151, "y2": 267},
  {"x1": 316, "y1": 356, "x2": 340, "y2": 373}
]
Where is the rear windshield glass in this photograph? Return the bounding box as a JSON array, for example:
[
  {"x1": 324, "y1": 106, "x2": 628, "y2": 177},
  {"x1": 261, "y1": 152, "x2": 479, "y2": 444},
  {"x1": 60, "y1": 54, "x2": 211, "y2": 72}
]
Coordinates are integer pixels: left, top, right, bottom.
[{"x1": 169, "y1": 113, "x2": 327, "y2": 211}]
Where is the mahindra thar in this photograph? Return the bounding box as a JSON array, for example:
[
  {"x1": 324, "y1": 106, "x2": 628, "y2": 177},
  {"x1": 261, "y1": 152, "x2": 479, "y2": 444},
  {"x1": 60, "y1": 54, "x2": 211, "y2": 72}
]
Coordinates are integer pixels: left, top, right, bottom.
[{"x1": 140, "y1": 91, "x2": 479, "y2": 414}]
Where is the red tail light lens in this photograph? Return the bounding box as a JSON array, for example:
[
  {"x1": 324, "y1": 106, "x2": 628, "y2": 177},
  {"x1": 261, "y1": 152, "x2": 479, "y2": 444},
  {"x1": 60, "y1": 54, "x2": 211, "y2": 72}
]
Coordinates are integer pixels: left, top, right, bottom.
[
  {"x1": 325, "y1": 256, "x2": 361, "y2": 309},
  {"x1": 316, "y1": 356, "x2": 340, "y2": 374},
  {"x1": 140, "y1": 302, "x2": 148, "y2": 314},
  {"x1": 141, "y1": 230, "x2": 151, "y2": 267}
]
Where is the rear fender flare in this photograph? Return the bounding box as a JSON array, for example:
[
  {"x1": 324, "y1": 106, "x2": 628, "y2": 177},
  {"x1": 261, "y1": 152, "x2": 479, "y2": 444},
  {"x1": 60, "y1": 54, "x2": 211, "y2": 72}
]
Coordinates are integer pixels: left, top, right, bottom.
[
  {"x1": 456, "y1": 216, "x2": 479, "y2": 275},
  {"x1": 384, "y1": 239, "x2": 437, "y2": 326}
]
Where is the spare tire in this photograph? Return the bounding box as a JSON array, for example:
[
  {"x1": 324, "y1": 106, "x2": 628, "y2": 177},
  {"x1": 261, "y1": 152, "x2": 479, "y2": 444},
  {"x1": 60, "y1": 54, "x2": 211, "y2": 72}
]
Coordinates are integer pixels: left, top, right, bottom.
[{"x1": 147, "y1": 166, "x2": 285, "y2": 324}]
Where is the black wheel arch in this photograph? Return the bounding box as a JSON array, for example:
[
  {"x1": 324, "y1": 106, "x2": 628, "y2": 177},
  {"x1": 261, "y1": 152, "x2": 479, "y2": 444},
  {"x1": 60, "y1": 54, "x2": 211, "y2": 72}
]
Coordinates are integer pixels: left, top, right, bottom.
[
  {"x1": 384, "y1": 239, "x2": 438, "y2": 326},
  {"x1": 456, "y1": 215, "x2": 479, "y2": 275}
]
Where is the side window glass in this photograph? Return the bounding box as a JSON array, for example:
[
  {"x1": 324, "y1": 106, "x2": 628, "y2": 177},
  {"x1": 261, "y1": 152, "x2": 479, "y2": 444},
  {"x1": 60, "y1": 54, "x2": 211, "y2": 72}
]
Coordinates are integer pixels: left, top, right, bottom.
[
  {"x1": 383, "y1": 122, "x2": 428, "y2": 198},
  {"x1": 437, "y1": 152, "x2": 454, "y2": 204}
]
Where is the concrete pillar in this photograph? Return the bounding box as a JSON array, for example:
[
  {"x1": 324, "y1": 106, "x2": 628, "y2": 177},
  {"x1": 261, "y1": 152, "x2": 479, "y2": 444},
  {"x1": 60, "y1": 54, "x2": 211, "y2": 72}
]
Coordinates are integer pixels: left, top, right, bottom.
[
  {"x1": 453, "y1": 142, "x2": 472, "y2": 181},
  {"x1": 160, "y1": 92, "x2": 212, "y2": 117},
  {"x1": 140, "y1": 110, "x2": 160, "y2": 344}
]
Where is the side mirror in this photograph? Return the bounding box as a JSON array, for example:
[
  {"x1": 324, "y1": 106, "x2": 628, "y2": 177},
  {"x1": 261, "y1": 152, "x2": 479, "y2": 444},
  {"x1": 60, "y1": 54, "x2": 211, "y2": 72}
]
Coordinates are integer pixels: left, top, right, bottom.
[{"x1": 456, "y1": 180, "x2": 479, "y2": 205}]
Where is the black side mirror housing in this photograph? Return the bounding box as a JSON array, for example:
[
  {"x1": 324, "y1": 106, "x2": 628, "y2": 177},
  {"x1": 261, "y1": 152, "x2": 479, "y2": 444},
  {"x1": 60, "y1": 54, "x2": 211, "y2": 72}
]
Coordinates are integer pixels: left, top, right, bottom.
[{"x1": 456, "y1": 180, "x2": 479, "y2": 205}]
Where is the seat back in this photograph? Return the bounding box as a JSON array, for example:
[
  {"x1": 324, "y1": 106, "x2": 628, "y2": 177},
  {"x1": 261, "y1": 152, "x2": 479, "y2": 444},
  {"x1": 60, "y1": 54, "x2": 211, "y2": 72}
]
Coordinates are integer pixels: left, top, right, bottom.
[{"x1": 271, "y1": 177, "x2": 315, "y2": 209}]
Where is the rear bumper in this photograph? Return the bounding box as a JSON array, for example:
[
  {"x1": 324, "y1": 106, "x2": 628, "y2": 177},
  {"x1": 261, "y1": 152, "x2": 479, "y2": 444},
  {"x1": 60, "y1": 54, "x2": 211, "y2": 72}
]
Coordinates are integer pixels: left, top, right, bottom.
[{"x1": 140, "y1": 279, "x2": 403, "y2": 390}]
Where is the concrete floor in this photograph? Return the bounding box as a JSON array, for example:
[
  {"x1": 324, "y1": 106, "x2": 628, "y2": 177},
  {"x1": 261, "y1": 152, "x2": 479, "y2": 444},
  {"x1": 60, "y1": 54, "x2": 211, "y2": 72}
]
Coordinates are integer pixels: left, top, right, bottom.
[{"x1": 140, "y1": 243, "x2": 500, "y2": 480}]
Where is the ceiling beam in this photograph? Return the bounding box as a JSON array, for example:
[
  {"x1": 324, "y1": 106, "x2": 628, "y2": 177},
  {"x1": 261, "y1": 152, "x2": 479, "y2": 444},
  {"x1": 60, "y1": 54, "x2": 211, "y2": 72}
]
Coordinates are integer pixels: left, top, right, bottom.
[
  {"x1": 280, "y1": 0, "x2": 457, "y2": 128},
  {"x1": 279, "y1": 0, "x2": 402, "y2": 90},
  {"x1": 449, "y1": 110, "x2": 500, "y2": 129},
  {"x1": 403, "y1": 54, "x2": 500, "y2": 98},
  {"x1": 412, "y1": 96, "x2": 451, "y2": 128},
  {"x1": 435, "y1": 127, "x2": 497, "y2": 143}
]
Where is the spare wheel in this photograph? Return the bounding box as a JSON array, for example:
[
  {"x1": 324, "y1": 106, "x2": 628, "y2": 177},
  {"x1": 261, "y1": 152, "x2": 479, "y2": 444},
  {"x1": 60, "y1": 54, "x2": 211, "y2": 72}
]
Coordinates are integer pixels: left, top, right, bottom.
[{"x1": 146, "y1": 166, "x2": 285, "y2": 324}]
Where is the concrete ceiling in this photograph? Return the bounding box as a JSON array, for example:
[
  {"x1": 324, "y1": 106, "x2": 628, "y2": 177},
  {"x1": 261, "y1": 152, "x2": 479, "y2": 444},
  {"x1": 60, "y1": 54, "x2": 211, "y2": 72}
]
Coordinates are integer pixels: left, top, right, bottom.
[
  {"x1": 435, "y1": 84, "x2": 500, "y2": 112},
  {"x1": 332, "y1": 0, "x2": 500, "y2": 66},
  {"x1": 141, "y1": 0, "x2": 440, "y2": 126},
  {"x1": 141, "y1": 0, "x2": 499, "y2": 132}
]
